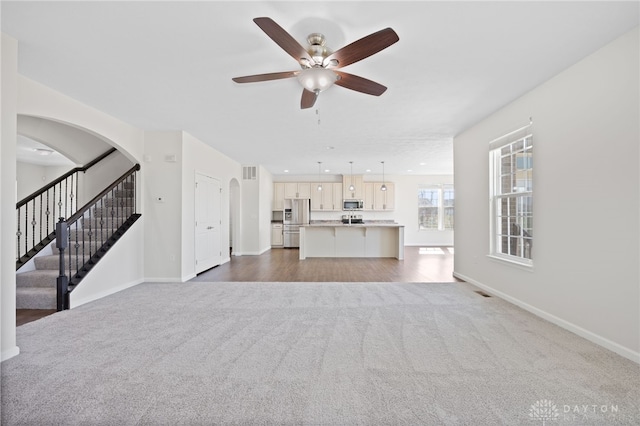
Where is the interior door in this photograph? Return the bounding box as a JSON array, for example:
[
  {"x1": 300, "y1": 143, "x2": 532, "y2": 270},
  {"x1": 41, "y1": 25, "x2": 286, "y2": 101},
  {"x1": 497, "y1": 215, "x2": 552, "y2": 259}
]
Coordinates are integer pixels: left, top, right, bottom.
[{"x1": 195, "y1": 173, "x2": 221, "y2": 273}]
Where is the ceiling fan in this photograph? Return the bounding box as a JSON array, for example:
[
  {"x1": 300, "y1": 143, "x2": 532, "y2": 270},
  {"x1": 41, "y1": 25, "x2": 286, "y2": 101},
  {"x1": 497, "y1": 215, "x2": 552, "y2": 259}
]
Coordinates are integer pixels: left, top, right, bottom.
[{"x1": 232, "y1": 17, "x2": 399, "y2": 109}]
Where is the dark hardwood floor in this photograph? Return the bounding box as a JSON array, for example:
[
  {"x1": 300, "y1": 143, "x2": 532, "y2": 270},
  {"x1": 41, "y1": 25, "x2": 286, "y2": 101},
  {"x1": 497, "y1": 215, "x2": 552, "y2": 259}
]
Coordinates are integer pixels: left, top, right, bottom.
[
  {"x1": 17, "y1": 246, "x2": 458, "y2": 326},
  {"x1": 16, "y1": 309, "x2": 57, "y2": 327},
  {"x1": 192, "y1": 246, "x2": 459, "y2": 283}
]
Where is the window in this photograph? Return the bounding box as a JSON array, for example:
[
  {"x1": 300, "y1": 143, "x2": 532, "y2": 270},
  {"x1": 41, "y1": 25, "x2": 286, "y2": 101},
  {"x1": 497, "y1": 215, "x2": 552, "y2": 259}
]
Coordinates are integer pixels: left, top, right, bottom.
[
  {"x1": 490, "y1": 132, "x2": 533, "y2": 265},
  {"x1": 418, "y1": 184, "x2": 454, "y2": 230}
]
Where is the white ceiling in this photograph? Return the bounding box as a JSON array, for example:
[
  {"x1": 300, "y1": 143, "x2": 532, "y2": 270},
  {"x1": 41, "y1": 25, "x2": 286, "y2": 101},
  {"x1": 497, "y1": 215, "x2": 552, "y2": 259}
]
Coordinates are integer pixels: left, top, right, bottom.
[
  {"x1": 16, "y1": 135, "x2": 76, "y2": 167},
  {"x1": 2, "y1": 1, "x2": 638, "y2": 177}
]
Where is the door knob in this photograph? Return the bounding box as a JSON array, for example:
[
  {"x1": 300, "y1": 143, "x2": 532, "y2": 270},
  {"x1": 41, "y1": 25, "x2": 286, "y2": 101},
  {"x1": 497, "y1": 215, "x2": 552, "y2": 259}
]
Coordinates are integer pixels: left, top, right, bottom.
[{"x1": 207, "y1": 226, "x2": 214, "y2": 230}]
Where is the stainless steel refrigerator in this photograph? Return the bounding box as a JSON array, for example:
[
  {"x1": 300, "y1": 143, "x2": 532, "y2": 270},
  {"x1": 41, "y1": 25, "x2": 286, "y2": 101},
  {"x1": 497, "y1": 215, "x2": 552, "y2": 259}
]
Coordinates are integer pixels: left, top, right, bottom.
[{"x1": 283, "y1": 199, "x2": 309, "y2": 248}]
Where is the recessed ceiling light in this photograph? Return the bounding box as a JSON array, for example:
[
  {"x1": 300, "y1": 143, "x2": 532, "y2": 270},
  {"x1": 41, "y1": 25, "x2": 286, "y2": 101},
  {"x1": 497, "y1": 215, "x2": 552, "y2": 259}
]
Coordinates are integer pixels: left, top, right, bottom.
[
  {"x1": 366, "y1": 169, "x2": 371, "y2": 173},
  {"x1": 325, "y1": 146, "x2": 334, "y2": 150},
  {"x1": 407, "y1": 169, "x2": 413, "y2": 172},
  {"x1": 33, "y1": 148, "x2": 54, "y2": 156},
  {"x1": 324, "y1": 169, "x2": 330, "y2": 173},
  {"x1": 284, "y1": 170, "x2": 289, "y2": 173},
  {"x1": 419, "y1": 162, "x2": 426, "y2": 166}
]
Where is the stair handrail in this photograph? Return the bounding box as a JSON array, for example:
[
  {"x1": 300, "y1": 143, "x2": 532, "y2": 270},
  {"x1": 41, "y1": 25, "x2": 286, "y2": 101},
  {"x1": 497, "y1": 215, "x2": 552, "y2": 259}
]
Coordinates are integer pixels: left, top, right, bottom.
[
  {"x1": 16, "y1": 147, "x2": 116, "y2": 208},
  {"x1": 16, "y1": 147, "x2": 118, "y2": 269},
  {"x1": 66, "y1": 163, "x2": 140, "y2": 224},
  {"x1": 57, "y1": 163, "x2": 141, "y2": 310}
]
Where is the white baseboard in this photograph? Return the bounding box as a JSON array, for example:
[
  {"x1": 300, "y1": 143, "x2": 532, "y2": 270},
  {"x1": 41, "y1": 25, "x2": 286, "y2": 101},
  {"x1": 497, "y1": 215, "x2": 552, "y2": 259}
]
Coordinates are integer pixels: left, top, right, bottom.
[
  {"x1": 182, "y1": 272, "x2": 197, "y2": 282},
  {"x1": 70, "y1": 278, "x2": 144, "y2": 309},
  {"x1": 143, "y1": 277, "x2": 185, "y2": 283},
  {"x1": 1, "y1": 346, "x2": 20, "y2": 362},
  {"x1": 453, "y1": 271, "x2": 640, "y2": 364},
  {"x1": 237, "y1": 247, "x2": 271, "y2": 256}
]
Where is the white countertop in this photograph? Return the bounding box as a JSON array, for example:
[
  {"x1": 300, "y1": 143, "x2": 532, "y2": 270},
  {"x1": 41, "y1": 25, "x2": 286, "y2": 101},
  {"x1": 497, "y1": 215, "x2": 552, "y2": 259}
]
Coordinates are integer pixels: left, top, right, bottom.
[{"x1": 302, "y1": 222, "x2": 403, "y2": 228}]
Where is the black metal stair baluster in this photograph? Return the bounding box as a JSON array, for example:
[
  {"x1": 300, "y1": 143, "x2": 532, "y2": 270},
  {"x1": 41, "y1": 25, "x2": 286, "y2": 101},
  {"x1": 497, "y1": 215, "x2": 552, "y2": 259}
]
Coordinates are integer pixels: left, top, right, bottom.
[
  {"x1": 31, "y1": 199, "x2": 37, "y2": 251},
  {"x1": 88, "y1": 206, "x2": 92, "y2": 257},
  {"x1": 75, "y1": 219, "x2": 81, "y2": 279},
  {"x1": 100, "y1": 197, "x2": 104, "y2": 249},
  {"x1": 68, "y1": 220, "x2": 72, "y2": 285},
  {"x1": 69, "y1": 174, "x2": 74, "y2": 218},
  {"x1": 134, "y1": 172, "x2": 138, "y2": 215},
  {"x1": 64, "y1": 177, "x2": 69, "y2": 219},
  {"x1": 39, "y1": 193, "x2": 43, "y2": 245},
  {"x1": 111, "y1": 188, "x2": 115, "y2": 235},
  {"x1": 75, "y1": 172, "x2": 79, "y2": 213},
  {"x1": 80, "y1": 214, "x2": 84, "y2": 267},
  {"x1": 45, "y1": 189, "x2": 50, "y2": 236},
  {"x1": 16, "y1": 210, "x2": 21, "y2": 261},
  {"x1": 24, "y1": 203, "x2": 28, "y2": 258},
  {"x1": 52, "y1": 186, "x2": 56, "y2": 225},
  {"x1": 119, "y1": 181, "x2": 123, "y2": 225},
  {"x1": 57, "y1": 181, "x2": 63, "y2": 218}
]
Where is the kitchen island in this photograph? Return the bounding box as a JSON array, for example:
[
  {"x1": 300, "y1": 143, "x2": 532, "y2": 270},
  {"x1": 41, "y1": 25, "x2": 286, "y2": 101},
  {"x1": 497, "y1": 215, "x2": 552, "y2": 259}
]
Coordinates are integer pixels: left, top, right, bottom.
[{"x1": 299, "y1": 222, "x2": 404, "y2": 260}]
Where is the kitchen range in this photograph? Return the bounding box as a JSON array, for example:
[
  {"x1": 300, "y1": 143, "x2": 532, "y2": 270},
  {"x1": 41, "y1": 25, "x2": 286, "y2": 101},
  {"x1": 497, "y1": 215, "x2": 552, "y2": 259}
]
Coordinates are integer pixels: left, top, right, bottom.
[{"x1": 283, "y1": 199, "x2": 310, "y2": 248}]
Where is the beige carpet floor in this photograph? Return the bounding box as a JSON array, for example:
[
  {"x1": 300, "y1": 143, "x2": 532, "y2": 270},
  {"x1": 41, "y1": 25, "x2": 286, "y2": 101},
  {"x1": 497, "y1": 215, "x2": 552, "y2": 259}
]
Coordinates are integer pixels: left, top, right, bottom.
[{"x1": 2, "y1": 281, "x2": 638, "y2": 425}]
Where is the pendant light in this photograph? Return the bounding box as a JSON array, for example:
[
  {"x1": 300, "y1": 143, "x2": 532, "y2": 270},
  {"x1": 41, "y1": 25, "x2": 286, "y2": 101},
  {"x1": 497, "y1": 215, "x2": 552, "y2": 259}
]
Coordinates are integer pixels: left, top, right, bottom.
[
  {"x1": 348, "y1": 161, "x2": 355, "y2": 192},
  {"x1": 380, "y1": 161, "x2": 387, "y2": 191},
  {"x1": 317, "y1": 161, "x2": 323, "y2": 191}
]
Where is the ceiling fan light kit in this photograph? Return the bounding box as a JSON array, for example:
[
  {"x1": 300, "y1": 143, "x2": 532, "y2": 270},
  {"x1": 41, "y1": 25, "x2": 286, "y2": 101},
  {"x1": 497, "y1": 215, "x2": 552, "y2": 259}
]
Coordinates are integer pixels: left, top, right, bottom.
[
  {"x1": 297, "y1": 67, "x2": 338, "y2": 93},
  {"x1": 232, "y1": 17, "x2": 399, "y2": 109}
]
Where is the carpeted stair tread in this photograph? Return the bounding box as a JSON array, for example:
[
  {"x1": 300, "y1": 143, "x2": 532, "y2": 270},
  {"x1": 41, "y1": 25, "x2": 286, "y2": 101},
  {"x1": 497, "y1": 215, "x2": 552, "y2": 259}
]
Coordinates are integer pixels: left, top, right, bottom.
[
  {"x1": 34, "y1": 254, "x2": 92, "y2": 270},
  {"x1": 16, "y1": 287, "x2": 56, "y2": 309},
  {"x1": 91, "y1": 207, "x2": 135, "y2": 217},
  {"x1": 16, "y1": 269, "x2": 58, "y2": 288}
]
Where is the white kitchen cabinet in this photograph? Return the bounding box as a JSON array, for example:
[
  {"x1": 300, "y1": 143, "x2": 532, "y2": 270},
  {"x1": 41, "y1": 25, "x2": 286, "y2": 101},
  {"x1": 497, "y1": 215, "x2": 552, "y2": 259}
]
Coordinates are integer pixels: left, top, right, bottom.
[
  {"x1": 343, "y1": 175, "x2": 364, "y2": 200},
  {"x1": 271, "y1": 223, "x2": 283, "y2": 246},
  {"x1": 375, "y1": 182, "x2": 395, "y2": 210},
  {"x1": 331, "y1": 183, "x2": 343, "y2": 211},
  {"x1": 311, "y1": 182, "x2": 342, "y2": 211},
  {"x1": 363, "y1": 182, "x2": 375, "y2": 211},
  {"x1": 310, "y1": 183, "x2": 327, "y2": 210},
  {"x1": 273, "y1": 183, "x2": 285, "y2": 210},
  {"x1": 284, "y1": 182, "x2": 311, "y2": 199},
  {"x1": 364, "y1": 182, "x2": 395, "y2": 211}
]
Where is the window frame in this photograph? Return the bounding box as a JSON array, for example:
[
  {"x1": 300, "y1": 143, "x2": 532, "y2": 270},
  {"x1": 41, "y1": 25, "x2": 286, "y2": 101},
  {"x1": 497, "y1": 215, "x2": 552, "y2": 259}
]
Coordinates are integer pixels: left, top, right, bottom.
[
  {"x1": 489, "y1": 131, "x2": 533, "y2": 267},
  {"x1": 418, "y1": 184, "x2": 454, "y2": 231}
]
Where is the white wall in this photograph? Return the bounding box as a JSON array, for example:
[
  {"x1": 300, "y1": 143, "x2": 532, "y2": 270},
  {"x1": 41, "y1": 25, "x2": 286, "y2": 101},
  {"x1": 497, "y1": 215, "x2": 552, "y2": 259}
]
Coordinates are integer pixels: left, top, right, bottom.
[
  {"x1": 79, "y1": 150, "x2": 133, "y2": 206},
  {"x1": 273, "y1": 174, "x2": 454, "y2": 246},
  {"x1": 16, "y1": 162, "x2": 70, "y2": 200},
  {"x1": 18, "y1": 115, "x2": 112, "y2": 165},
  {"x1": 181, "y1": 132, "x2": 242, "y2": 279},
  {"x1": 17, "y1": 76, "x2": 144, "y2": 164},
  {"x1": 70, "y1": 220, "x2": 144, "y2": 308},
  {"x1": 259, "y1": 166, "x2": 274, "y2": 252},
  {"x1": 453, "y1": 27, "x2": 639, "y2": 361},
  {"x1": 143, "y1": 131, "x2": 183, "y2": 281},
  {"x1": 1, "y1": 33, "x2": 19, "y2": 361}
]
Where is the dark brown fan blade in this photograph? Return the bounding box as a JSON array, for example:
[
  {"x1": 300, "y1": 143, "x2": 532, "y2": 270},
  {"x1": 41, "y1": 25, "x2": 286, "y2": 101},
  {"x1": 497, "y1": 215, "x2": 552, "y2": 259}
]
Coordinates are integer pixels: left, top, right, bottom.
[
  {"x1": 301, "y1": 89, "x2": 318, "y2": 109},
  {"x1": 334, "y1": 71, "x2": 387, "y2": 96},
  {"x1": 232, "y1": 71, "x2": 298, "y2": 84},
  {"x1": 253, "y1": 17, "x2": 314, "y2": 65},
  {"x1": 324, "y1": 28, "x2": 399, "y2": 69}
]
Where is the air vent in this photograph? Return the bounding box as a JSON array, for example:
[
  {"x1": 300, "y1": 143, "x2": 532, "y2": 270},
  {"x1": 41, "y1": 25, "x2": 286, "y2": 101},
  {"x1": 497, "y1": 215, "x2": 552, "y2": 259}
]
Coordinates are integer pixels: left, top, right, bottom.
[
  {"x1": 242, "y1": 166, "x2": 257, "y2": 180},
  {"x1": 475, "y1": 290, "x2": 492, "y2": 298}
]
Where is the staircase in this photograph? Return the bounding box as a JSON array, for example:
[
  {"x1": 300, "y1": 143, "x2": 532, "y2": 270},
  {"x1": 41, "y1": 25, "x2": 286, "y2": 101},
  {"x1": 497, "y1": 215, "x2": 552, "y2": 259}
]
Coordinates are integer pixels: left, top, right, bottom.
[{"x1": 16, "y1": 171, "x2": 139, "y2": 310}]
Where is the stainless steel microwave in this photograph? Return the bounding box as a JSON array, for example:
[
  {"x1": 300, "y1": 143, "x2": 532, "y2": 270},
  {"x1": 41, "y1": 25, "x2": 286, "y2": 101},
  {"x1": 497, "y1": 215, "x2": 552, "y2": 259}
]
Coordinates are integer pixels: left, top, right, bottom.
[{"x1": 343, "y1": 199, "x2": 364, "y2": 210}]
